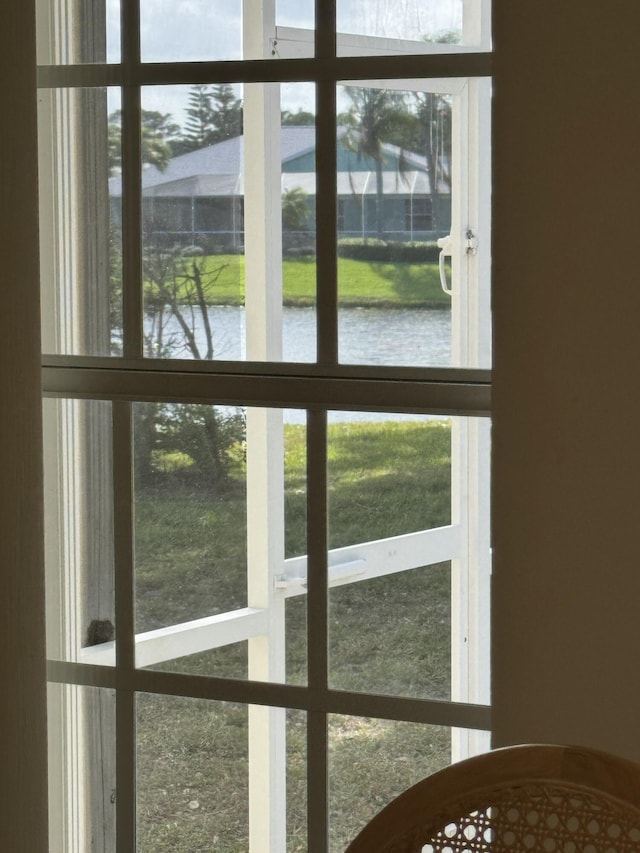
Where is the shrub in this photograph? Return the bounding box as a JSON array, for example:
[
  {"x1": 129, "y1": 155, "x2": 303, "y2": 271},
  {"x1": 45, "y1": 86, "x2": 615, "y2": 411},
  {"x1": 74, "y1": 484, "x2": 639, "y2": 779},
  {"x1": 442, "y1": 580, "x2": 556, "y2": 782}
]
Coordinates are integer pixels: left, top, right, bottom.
[{"x1": 337, "y1": 238, "x2": 441, "y2": 263}]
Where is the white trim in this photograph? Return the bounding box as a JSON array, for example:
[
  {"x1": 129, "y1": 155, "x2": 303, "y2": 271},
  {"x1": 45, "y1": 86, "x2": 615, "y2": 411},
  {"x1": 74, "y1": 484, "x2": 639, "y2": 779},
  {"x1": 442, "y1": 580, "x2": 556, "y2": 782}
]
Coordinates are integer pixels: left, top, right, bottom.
[
  {"x1": 280, "y1": 525, "x2": 460, "y2": 597},
  {"x1": 274, "y1": 26, "x2": 487, "y2": 59}
]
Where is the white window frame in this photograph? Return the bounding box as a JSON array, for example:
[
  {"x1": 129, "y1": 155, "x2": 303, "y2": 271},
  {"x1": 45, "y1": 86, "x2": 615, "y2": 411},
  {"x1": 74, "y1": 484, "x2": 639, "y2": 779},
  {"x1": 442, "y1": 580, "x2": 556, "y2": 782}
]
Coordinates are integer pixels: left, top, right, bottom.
[{"x1": 38, "y1": 1, "x2": 492, "y2": 851}]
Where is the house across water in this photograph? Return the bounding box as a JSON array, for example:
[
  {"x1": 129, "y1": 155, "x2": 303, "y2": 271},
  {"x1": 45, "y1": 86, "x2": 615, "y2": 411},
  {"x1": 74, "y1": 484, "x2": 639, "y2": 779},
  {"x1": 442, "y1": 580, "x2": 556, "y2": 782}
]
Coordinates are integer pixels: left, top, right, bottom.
[{"x1": 109, "y1": 125, "x2": 451, "y2": 252}]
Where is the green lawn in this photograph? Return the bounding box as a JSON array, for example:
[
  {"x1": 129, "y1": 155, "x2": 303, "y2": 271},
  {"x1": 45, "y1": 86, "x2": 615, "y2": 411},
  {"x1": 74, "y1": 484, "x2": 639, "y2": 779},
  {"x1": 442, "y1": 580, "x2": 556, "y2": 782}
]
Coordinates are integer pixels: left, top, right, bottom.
[
  {"x1": 135, "y1": 418, "x2": 453, "y2": 853},
  {"x1": 160, "y1": 254, "x2": 450, "y2": 309}
]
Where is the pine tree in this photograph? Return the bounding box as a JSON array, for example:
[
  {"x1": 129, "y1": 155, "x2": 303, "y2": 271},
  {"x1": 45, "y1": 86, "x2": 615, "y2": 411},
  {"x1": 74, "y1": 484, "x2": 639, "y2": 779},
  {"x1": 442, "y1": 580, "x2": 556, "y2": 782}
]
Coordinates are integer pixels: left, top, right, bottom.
[
  {"x1": 181, "y1": 84, "x2": 216, "y2": 151},
  {"x1": 209, "y1": 84, "x2": 243, "y2": 143},
  {"x1": 174, "y1": 84, "x2": 243, "y2": 153}
]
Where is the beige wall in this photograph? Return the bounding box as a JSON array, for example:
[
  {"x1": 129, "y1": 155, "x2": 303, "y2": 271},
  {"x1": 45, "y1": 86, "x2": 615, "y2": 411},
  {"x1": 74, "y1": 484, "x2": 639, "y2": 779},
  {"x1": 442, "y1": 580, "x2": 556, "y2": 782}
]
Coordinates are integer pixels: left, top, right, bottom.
[
  {"x1": 3, "y1": 0, "x2": 640, "y2": 849},
  {"x1": 492, "y1": 1, "x2": 640, "y2": 758}
]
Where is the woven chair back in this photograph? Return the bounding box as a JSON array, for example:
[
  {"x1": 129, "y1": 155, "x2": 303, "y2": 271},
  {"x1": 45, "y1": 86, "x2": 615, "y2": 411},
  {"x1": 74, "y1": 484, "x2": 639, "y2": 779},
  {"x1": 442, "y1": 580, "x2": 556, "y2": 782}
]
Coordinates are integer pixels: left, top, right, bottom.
[{"x1": 345, "y1": 744, "x2": 640, "y2": 853}]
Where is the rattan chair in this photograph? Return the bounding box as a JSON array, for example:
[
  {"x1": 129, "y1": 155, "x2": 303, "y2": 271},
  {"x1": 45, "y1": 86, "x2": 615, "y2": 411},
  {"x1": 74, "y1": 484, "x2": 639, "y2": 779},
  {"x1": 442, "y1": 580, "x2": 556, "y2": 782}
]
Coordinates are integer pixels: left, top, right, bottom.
[{"x1": 345, "y1": 744, "x2": 640, "y2": 853}]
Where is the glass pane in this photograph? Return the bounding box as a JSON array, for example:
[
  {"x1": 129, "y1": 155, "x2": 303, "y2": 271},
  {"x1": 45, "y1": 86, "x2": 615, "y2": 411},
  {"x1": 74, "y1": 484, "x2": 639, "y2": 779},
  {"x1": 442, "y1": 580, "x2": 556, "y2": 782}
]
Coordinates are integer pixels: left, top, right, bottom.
[
  {"x1": 336, "y1": 0, "x2": 466, "y2": 53},
  {"x1": 134, "y1": 404, "x2": 307, "y2": 685},
  {"x1": 336, "y1": 81, "x2": 455, "y2": 367},
  {"x1": 48, "y1": 684, "x2": 116, "y2": 851},
  {"x1": 140, "y1": 0, "x2": 242, "y2": 62},
  {"x1": 328, "y1": 414, "x2": 451, "y2": 548},
  {"x1": 330, "y1": 561, "x2": 452, "y2": 698},
  {"x1": 277, "y1": 0, "x2": 314, "y2": 31},
  {"x1": 139, "y1": 85, "x2": 244, "y2": 360},
  {"x1": 44, "y1": 399, "x2": 115, "y2": 666},
  {"x1": 137, "y1": 695, "x2": 306, "y2": 853},
  {"x1": 39, "y1": 88, "x2": 122, "y2": 356},
  {"x1": 140, "y1": 83, "x2": 318, "y2": 363},
  {"x1": 36, "y1": 0, "x2": 120, "y2": 64},
  {"x1": 329, "y1": 716, "x2": 488, "y2": 852},
  {"x1": 327, "y1": 412, "x2": 490, "y2": 703},
  {"x1": 327, "y1": 413, "x2": 453, "y2": 700}
]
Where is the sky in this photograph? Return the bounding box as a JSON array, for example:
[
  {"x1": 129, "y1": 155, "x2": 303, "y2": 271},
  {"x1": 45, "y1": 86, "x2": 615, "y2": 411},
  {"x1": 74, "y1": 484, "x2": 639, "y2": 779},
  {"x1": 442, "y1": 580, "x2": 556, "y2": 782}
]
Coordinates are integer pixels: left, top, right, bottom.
[{"x1": 105, "y1": 0, "x2": 463, "y2": 124}]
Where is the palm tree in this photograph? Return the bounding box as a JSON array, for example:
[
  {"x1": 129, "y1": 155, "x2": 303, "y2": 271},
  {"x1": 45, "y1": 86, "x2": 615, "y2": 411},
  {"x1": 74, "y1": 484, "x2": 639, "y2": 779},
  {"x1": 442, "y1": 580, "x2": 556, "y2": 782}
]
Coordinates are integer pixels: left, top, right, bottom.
[
  {"x1": 341, "y1": 86, "x2": 411, "y2": 239},
  {"x1": 411, "y1": 91, "x2": 452, "y2": 235}
]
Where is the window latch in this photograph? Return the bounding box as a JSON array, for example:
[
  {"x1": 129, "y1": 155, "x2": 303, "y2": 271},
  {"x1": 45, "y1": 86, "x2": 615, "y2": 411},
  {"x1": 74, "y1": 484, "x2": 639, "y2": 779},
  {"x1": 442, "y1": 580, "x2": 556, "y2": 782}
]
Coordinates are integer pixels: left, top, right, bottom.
[
  {"x1": 275, "y1": 559, "x2": 366, "y2": 590},
  {"x1": 437, "y1": 234, "x2": 453, "y2": 295},
  {"x1": 465, "y1": 228, "x2": 479, "y2": 255},
  {"x1": 437, "y1": 229, "x2": 479, "y2": 296}
]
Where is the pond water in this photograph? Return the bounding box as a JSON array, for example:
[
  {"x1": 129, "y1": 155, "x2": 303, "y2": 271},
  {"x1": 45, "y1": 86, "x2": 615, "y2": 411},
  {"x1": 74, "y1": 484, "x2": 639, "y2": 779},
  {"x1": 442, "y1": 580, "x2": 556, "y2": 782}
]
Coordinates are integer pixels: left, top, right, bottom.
[{"x1": 157, "y1": 305, "x2": 452, "y2": 367}]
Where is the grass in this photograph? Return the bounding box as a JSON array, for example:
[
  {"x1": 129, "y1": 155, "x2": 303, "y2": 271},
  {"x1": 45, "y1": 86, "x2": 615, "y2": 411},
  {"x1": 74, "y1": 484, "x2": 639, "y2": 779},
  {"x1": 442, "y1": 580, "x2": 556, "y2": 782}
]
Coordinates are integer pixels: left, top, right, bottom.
[
  {"x1": 158, "y1": 253, "x2": 450, "y2": 309},
  {"x1": 134, "y1": 418, "x2": 454, "y2": 852}
]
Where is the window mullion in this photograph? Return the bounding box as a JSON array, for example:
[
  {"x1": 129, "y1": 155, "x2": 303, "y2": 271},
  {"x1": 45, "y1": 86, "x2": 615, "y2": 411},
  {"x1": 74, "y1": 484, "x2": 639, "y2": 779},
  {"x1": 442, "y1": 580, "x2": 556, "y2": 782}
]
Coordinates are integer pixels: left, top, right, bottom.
[
  {"x1": 315, "y1": 0, "x2": 338, "y2": 365},
  {"x1": 112, "y1": 401, "x2": 136, "y2": 853},
  {"x1": 120, "y1": 0, "x2": 142, "y2": 358},
  {"x1": 306, "y1": 408, "x2": 329, "y2": 853},
  {"x1": 315, "y1": 79, "x2": 338, "y2": 364}
]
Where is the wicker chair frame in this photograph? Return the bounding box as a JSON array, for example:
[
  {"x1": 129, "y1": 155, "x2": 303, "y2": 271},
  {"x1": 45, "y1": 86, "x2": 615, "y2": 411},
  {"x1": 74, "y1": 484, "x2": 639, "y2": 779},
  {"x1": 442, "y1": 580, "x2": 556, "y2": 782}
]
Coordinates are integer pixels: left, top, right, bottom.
[{"x1": 345, "y1": 744, "x2": 640, "y2": 853}]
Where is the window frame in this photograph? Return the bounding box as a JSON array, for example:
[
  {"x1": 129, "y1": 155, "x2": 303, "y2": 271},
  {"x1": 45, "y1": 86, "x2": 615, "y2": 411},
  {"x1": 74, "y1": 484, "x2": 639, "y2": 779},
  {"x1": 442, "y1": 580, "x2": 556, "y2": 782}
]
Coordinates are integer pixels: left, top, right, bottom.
[{"x1": 36, "y1": 1, "x2": 492, "y2": 851}]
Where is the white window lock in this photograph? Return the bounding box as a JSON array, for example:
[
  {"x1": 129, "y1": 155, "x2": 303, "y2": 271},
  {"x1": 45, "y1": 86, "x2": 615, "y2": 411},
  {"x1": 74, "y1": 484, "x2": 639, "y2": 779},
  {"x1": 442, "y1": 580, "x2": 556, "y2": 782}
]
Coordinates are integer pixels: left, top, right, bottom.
[{"x1": 438, "y1": 229, "x2": 479, "y2": 295}]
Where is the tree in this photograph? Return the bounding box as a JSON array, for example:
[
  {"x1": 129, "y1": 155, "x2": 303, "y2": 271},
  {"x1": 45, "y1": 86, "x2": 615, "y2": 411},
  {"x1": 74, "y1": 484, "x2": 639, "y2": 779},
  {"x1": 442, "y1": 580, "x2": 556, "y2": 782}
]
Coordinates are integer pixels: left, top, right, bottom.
[
  {"x1": 410, "y1": 91, "x2": 452, "y2": 235},
  {"x1": 281, "y1": 187, "x2": 310, "y2": 232},
  {"x1": 137, "y1": 241, "x2": 244, "y2": 490},
  {"x1": 402, "y1": 33, "x2": 457, "y2": 235},
  {"x1": 177, "y1": 84, "x2": 216, "y2": 152},
  {"x1": 174, "y1": 84, "x2": 243, "y2": 153},
  {"x1": 107, "y1": 109, "x2": 180, "y2": 175},
  {"x1": 341, "y1": 86, "x2": 412, "y2": 239},
  {"x1": 281, "y1": 108, "x2": 315, "y2": 126},
  {"x1": 209, "y1": 84, "x2": 243, "y2": 142},
  {"x1": 281, "y1": 186, "x2": 312, "y2": 254}
]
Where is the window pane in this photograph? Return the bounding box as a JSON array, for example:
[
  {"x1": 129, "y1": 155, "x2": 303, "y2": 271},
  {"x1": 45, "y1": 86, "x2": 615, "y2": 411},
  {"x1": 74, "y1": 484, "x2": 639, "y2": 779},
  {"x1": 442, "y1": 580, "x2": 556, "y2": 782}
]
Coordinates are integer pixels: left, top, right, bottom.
[
  {"x1": 36, "y1": 0, "x2": 120, "y2": 64},
  {"x1": 139, "y1": 83, "x2": 318, "y2": 363},
  {"x1": 330, "y1": 561, "x2": 452, "y2": 698},
  {"x1": 44, "y1": 398, "x2": 115, "y2": 667},
  {"x1": 336, "y1": 0, "x2": 465, "y2": 54},
  {"x1": 326, "y1": 412, "x2": 490, "y2": 705},
  {"x1": 277, "y1": 0, "x2": 315, "y2": 31},
  {"x1": 39, "y1": 87, "x2": 122, "y2": 356},
  {"x1": 329, "y1": 716, "x2": 487, "y2": 852},
  {"x1": 140, "y1": 0, "x2": 242, "y2": 62},
  {"x1": 48, "y1": 684, "x2": 116, "y2": 852},
  {"x1": 336, "y1": 81, "x2": 454, "y2": 367},
  {"x1": 328, "y1": 414, "x2": 451, "y2": 548},
  {"x1": 327, "y1": 413, "x2": 454, "y2": 700},
  {"x1": 137, "y1": 695, "x2": 307, "y2": 853},
  {"x1": 134, "y1": 404, "x2": 307, "y2": 685},
  {"x1": 138, "y1": 85, "x2": 244, "y2": 360}
]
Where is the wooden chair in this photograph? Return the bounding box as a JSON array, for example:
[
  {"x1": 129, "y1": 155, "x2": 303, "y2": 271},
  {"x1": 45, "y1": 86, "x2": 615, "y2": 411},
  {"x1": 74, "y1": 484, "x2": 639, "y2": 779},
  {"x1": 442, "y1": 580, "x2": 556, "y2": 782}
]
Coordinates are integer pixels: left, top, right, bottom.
[{"x1": 345, "y1": 744, "x2": 640, "y2": 853}]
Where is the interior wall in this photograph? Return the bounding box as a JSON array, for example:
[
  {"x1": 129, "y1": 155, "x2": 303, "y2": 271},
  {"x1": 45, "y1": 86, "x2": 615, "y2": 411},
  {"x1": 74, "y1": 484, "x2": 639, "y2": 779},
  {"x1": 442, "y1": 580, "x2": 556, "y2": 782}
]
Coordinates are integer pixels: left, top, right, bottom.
[
  {"x1": 0, "y1": 4, "x2": 49, "y2": 851},
  {"x1": 491, "y1": 0, "x2": 640, "y2": 759}
]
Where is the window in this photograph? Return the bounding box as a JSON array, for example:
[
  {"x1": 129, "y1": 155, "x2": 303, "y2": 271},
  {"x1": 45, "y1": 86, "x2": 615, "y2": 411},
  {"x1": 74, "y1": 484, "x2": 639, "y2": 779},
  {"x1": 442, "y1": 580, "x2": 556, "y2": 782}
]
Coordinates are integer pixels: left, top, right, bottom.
[
  {"x1": 405, "y1": 198, "x2": 433, "y2": 235},
  {"x1": 37, "y1": 1, "x2": 491, "y2": 850}
]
